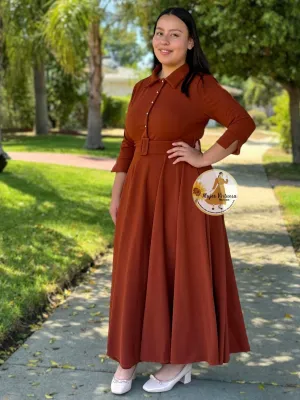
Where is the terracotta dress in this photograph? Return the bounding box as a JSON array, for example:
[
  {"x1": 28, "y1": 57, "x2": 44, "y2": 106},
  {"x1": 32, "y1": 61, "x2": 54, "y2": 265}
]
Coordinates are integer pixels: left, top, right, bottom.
[{"x1": 106, "y1": 62, "x2": 256, "y2": 369}]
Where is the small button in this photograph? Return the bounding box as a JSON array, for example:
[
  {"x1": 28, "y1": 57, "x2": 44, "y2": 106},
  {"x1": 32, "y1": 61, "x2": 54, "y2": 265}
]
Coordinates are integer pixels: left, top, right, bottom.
[
  {"x1": 151, "y1": 101, "x2": 154, "y2": 103},
  {"x1": 144, "y1": 125, "x2": 147, "y2": 127},
  {"x1": 161, "y1": 79, "x2": 164, "y2": 82},
  {"x1": 146, "y1": 112, "x2": 148, "y2": 114},
  {"x1": 156, "y1": 91, "x2": 159, "y2": 93}
]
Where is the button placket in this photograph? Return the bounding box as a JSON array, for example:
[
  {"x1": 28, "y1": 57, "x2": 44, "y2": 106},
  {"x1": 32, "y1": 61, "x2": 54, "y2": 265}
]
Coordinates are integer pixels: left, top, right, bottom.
[
  {"x1": 141, "y1": 79, "x2": 165, "y2": 155},
  {"x1": 144, "y1": 80, "x2": 165, "y2": 132}
]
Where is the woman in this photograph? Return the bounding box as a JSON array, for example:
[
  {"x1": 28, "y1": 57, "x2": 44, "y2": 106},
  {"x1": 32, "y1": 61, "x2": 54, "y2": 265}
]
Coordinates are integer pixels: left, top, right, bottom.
[
  {"x1": 204, "y1": 171, "x2": 229, "y2": 211},
  {"x1": 107, "y1": 6, "x2": 256, "y2": 395}
]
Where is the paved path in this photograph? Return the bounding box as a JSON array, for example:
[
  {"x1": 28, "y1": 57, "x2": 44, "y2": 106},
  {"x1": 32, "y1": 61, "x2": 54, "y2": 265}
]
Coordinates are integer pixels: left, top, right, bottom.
[
  {"x1": 7, "y1": 133, "x2": 276, "y2": 172},
  {"x1": 8, "y1": 151, "x2": 116, "y2": 171},
  {"x1": 1, "y1": 138, "x2": 300, "y2": 399},
  {"x1": 269, "y1": 179, "x2": 300, "y2": 187}
]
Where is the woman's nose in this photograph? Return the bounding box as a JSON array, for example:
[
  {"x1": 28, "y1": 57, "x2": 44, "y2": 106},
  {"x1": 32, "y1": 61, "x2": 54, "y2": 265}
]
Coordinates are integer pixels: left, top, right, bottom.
[{"x1": 159, "y1": 36, "x2": 170, "y2": 43}]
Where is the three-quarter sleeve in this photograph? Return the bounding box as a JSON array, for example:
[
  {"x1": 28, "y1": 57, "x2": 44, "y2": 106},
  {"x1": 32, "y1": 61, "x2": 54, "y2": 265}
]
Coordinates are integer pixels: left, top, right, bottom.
[
  {"x1": 201, "y1": 75, "x2": 256, "y2": 155},
  {"x1": 111, "y1": 82, "x2": 139, "y2": 172},
  {"x1": 111, "y1": 128, "x2": 135, "y2": 173}
]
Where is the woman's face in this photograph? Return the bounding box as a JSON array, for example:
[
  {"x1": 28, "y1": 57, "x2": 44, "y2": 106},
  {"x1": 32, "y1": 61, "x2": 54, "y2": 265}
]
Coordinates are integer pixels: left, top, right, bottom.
[{"x1": 152, "y1": 14, "x2": 194, "y2": 66}]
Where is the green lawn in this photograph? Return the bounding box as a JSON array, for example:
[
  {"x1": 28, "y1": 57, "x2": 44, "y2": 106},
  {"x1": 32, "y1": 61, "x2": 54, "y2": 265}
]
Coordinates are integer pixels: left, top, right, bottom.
[
  {"x1": 2, "y1": 128, "x2": 272, "y2": 158},
  {"x1": 263, "y1": 146, "x2": 300, "y2": 180},
  {"x1": 2, "y1": 134, "x2": 122, "y2": 158},
  {"x1": 262, "y1": 146, "x2": 300, "y2": 261},
  {"x1": 0, "y1": 161, "x2": 114, "y2": 346}
]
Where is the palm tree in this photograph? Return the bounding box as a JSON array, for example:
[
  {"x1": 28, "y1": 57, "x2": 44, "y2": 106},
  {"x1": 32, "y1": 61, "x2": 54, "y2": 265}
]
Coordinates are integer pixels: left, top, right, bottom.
[
  {"x1": 43, "y1": 0, "x2": 111, "y2": 149},
  {"x1": 3, "y1": 0, "x2": 53, "y2": 135}
]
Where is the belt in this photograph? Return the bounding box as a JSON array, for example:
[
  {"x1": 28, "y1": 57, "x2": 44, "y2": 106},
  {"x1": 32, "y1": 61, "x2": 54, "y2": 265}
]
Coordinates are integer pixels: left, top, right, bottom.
[{"x1": 135, "y1": 137, "x2": 197, "y2": 155}]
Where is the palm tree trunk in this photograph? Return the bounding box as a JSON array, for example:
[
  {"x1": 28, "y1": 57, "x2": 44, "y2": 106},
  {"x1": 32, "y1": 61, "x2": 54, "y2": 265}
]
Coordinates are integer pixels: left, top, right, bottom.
[
  {"x1": 0, "y1": 14, "x2": 8, "y2": 164},
  {"x1": 33, "y1": 62, "x2": 49, "y2": 135},
  {"x1": 85, "y1": 19, "x2": 104, "y2": 150}
]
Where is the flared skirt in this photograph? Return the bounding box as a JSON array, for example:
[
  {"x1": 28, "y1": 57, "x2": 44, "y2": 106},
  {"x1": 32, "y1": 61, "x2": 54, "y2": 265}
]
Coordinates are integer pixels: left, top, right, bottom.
[{"x1": 106, "y1": 151, "x2": 250, "y2": 368}]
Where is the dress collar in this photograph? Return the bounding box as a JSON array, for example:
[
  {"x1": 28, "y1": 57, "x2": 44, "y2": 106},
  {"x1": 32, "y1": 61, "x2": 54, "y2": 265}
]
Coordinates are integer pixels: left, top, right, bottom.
[{"x1": 144, "y1": 62, "x2": 190, "y2": 89}]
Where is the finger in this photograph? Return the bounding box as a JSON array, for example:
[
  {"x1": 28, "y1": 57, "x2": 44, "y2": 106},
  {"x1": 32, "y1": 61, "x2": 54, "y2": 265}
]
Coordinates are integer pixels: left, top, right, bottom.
[
  {"x1": 172, "y1": 156, "x2": 185, "y2": 164},
  {"x1": 172, "y1": 141, "x2": 190, "y2": 148},
  {"x1": 168, "y1": 150, "x2": 186, "y2": 158},
  {"x1": 168, "y1": 142, "x2": 190, "y2": 153},
  {"x1": 167, "y1": 147, "x2": 186, "y2": 154}
]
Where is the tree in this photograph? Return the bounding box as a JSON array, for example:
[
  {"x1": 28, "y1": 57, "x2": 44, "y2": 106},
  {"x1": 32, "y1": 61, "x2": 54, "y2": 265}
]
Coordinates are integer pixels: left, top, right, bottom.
[
  {"x1": 43, "y1": 0, "x2": 111, "y2": 149},
  {"x1": 193, "y1": 0, "x2": 300, "y2": 163},
  {"x1": 46, "y1": 47, "x2": 87, "y2": 130},
  {"x1": 3, "y1": 0, "x2": 55, "y2": 135},
  {"x1": 103, "y1": 26, "x2": 147, "y2": 67}
]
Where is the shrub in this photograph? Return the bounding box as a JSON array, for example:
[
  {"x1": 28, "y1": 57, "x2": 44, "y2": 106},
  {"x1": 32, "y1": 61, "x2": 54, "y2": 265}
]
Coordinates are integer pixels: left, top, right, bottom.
[
  {"x1": 61, "y1": 93, "x2": 131, "y2": 130},
  {"x1": 268, "y1": 91, "x2": 291, "y2": 151},
  {"x1": 102, "y1": 93, "x2": 130, "y2": 128},
  {"x1": 248, "y1": 109, "x2": 270, "y2": 129}
]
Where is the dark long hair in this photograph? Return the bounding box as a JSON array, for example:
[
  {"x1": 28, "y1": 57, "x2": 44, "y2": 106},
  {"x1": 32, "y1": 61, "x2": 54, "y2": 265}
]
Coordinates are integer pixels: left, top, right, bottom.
[{"x1": 152, "y1": 7, "x2": 211, "y2": 97}]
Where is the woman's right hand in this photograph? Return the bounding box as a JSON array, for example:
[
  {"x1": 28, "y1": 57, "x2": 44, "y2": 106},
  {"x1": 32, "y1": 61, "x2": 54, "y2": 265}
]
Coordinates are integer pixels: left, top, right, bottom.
[{"x1": 109, "y1": 197, "x2": 120, "y2": 225}]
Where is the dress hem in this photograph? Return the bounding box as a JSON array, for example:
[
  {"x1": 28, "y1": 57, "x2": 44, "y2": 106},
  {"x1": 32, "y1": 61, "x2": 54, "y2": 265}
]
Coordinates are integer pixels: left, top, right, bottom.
[{"x1": 106, "y1": 347, "x2": 251, "y2": 369}]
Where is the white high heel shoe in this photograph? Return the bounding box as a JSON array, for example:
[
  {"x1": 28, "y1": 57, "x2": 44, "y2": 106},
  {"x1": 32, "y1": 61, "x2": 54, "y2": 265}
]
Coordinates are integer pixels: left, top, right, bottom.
[
  {"x1": 111, "y1": 364, "x2": 137, "y2": 395},
  {"x1": 142, "y1": 363, "x2": 192, "y2": 393}
]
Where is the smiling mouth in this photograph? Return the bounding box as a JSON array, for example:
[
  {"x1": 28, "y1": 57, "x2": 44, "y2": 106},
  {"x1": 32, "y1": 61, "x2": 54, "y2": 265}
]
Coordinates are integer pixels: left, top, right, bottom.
[{"x1": 160, "y1": 49, "x2": 172, "y2": 54}]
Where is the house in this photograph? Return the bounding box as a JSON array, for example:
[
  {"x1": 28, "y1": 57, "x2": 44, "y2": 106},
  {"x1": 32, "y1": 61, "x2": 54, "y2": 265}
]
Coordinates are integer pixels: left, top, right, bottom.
[{"x1": 102, "y1": 57, "x2": 141, "y2": 97}]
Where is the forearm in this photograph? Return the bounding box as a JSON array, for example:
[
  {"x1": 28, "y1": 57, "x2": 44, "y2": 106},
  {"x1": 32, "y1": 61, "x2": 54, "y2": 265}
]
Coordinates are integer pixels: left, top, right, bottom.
[
  {"x1": 200, "y1": 140, "x2": 239, "y2": 167},
  {"x1": 111, "y1": 172, "x2": 127, "y2": 200}
]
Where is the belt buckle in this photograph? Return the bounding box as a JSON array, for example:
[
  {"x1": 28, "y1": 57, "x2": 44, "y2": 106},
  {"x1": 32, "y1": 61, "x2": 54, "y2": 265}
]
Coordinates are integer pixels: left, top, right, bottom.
[{"x1": 140, "y1": 137, "x2": 149, "y2": 155}]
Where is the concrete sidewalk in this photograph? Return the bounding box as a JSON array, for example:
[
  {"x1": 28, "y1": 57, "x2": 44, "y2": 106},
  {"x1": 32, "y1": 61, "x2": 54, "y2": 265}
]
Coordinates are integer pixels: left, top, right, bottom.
[{"x1": 1, "y1": 138, "x2": 300, "y2": 399}]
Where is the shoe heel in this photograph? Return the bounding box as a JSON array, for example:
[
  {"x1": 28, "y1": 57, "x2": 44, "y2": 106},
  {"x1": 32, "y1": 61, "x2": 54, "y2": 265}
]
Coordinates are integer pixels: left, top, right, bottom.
[{"x1": 180, "y1": 369, "x2": 191, "y2": 384}]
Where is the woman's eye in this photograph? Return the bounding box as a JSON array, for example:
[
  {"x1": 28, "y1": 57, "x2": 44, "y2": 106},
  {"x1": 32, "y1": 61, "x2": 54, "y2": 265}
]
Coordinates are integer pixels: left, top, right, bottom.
[{"x1": 155, "y1": 32, "x2": 179, "y2": 37}]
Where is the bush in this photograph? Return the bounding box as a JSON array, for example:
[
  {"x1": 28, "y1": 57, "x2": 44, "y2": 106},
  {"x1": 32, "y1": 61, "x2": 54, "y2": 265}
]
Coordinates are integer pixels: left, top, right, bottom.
[
  {"x1": 268, "y1": 91, "x2": 291, "y2": 151},
  {"x1": 61, "y1": 97, "x2": 88, "y2": 130},
  {"x1": 60, "y1": 93, "x2": 131, "y2": 130},
  {"x1": 1, "y1": 80, "x2": 34, "y2": 129},
  {"x1": 248, "y1": 109, "x2": 270, "y2": 129},
  {"x1": 102, "y1": 93, "x2": 130, "y2": 128}
]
